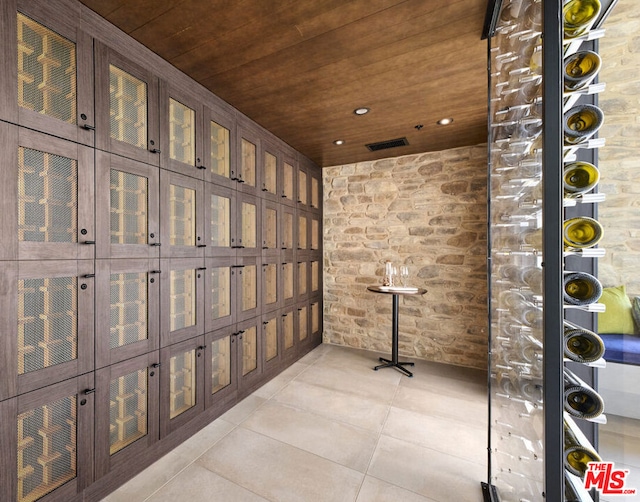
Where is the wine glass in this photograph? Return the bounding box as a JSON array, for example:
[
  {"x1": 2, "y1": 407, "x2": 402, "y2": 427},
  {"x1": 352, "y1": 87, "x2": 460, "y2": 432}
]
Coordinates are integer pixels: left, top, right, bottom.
[{"x1": 400, "y1": 266, "x2": 409, "y2": 287}]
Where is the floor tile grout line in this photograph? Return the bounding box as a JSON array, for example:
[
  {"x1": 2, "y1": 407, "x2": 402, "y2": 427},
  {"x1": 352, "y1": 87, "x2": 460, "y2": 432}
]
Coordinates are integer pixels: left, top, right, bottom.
[{"x1": 354, "y1": 367, "x2": 405, "y2": 501}]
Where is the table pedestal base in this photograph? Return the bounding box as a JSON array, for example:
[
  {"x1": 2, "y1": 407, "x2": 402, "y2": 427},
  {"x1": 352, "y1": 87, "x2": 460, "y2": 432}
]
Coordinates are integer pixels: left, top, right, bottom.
[{"x1": 374, "y1": 357, "x2": 415, "y2": 377}]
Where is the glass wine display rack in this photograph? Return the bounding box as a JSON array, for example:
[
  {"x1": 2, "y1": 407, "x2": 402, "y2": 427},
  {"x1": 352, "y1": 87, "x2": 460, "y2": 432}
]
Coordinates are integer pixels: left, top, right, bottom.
[{"x1": 484, "y1": 0, "x2": 614, "y2": 500}]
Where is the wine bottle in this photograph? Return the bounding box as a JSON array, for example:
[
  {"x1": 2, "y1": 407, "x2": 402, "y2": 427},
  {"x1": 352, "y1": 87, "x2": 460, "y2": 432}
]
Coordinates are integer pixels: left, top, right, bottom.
[
  {"x1": 564, "y1": 104, "x2": 604, "y2": 145},
  {"x1": 564, "y1": 50, "x2": 602, "y2": 92},
  {"x1": 564, "y1": 322, "x2": 605, "y2": 363},
  {"x1": 564, "y1": 419, "x2": 602, "y2": 477},
  {"x1": 563, "y1": 216, "x2": 604, "y2": 249},
  {"x1": 563, "y1": 0, "x2": 601, "y2": 39},
  {"x1": 563, "y1": 161, "x2": 600, "y2": 196},
  {"x1": 563, "y1": 271, "x2": 603, "y2": 305},
  {"x1": 564, "y1": 368, "x2": 605, "y2": 419}
]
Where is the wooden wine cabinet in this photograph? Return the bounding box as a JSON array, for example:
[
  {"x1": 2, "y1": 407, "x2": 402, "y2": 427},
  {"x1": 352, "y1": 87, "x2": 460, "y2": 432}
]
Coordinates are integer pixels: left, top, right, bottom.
[{"x1": 0, "y1": 1, "x2": 323, "y2": 500}]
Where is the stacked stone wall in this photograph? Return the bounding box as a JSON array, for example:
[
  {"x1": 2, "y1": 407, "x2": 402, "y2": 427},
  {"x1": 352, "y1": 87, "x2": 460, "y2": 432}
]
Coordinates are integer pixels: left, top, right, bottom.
[{"x1": 322, "y1": 144, "x2": 488, "y2": 369}]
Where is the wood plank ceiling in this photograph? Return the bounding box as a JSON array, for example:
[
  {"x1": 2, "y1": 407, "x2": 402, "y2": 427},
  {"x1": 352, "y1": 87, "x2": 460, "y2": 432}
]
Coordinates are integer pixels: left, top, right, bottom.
[{"x1": 78, "y1": 0, "x2": 489, "y2": 167}]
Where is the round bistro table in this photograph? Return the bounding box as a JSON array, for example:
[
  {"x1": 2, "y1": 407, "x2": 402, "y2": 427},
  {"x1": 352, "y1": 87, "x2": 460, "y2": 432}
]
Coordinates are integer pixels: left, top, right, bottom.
[{"x1": 367, "y1": 285, "x2": 427, "y2": 377}]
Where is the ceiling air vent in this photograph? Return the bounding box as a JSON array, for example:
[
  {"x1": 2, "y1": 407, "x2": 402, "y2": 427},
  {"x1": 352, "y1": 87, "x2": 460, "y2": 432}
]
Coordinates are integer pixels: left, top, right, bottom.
[{"x1": 365, "y1": 137, "x2": 409, "y2": 152}]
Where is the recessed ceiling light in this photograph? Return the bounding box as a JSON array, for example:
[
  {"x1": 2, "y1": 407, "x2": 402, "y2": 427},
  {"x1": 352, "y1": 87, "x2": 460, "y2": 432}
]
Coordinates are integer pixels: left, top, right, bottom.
[
  {"x1": 354, "y1": 107, "x2": 370, "y2": 115},
  {"x1": 437, "y1": 117, "x2": 454, "y2": 125},
  {"x1": 333, "y1": 139, "x2": 345, "y2": 145}
]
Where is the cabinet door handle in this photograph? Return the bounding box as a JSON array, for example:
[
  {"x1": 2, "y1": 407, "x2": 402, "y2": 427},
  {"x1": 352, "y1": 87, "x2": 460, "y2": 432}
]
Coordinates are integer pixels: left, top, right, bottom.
[
  {"x1": 196, "y1": 267, "x2": 207, "y2": 271},
  {"x1": 197, "y1": 244, "x2": 207, "y2": 248},
  {"x1": 83, "y1": 240, "x2": 96, "y2": 245},
  {"x1": 263, "y1": 321, "x2": 269, "y2": 325},
  {"x1": 84, "y1": 388, "x2": 96, "y2": 395},
  {"x1": 231, "y1": 265, "x2": 245, "y2": 268},
  {"x1": 150, "y1": 148, "x2": 161, "y2": 154},
  {"x1": 80, "y1": 124, "x2": 95, "y2": 131},
  {"x1": 82, "y1": 273, "x2": 95, "y2": 278},
  {"x1": 151, "y1": 363, "x2": 161, "y2": 368},
  {"x1": 150, "y1": 242, "x2": 162, "y2": 247},
  {"x1": 150, "y1": 270, "x2": 162, "y2": 274},
  {"x1": 262, "y1": 187, "x2": 269, "y2": 192},
  {"x1": 196, "y1": 165, "x2": 207, "y2": 170}
]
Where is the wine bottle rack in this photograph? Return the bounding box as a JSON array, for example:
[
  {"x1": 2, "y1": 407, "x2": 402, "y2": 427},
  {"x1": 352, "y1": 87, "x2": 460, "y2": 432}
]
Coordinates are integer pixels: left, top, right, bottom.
[{"x1": 486, "y1": 0, "x2": 612, "y2": 500}]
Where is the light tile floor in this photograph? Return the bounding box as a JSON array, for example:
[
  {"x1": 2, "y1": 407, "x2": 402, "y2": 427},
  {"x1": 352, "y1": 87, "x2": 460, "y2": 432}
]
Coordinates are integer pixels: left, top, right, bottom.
[{"x1": 101, "y1": 344, "x2": 489, "y2": 502}]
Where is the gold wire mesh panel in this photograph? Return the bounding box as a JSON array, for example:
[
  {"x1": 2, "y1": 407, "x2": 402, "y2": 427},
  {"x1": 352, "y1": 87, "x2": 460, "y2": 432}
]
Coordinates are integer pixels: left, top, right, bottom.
[
  {"x1": 311, "y1": 177, "x2": 319, "y2": 208},
  {"x1": 169, "y1": 349, "x2": 196, "y2": 419},
  {"x1": 210, "y1": 336, "x2": 231, "y2": 394},
  {"x1": 210, "y1": 193, "x2": 230, "y2": 247},
  {"x1": 210, "y1": 267, "x2": 230, "y2": 320},
  {"x1": 298, "y1": 305, "x2": 308, "y2": 341},
  {"x1": 241, "y1": 201, "x2": 256, "y2": 249},
  {"x1": 169, "y1": 184, "x2": 196, "y2": 247},
  {"x1": 18, "y1": 147, "x2": 77, "y2": 243},
  {"x1": 264, "y1": 263, "x2": 277, "y2": 305},
  {"x1": 210, "y1": 121, "x2": 230, "y2": 178},
  {"x1": 298, "y1": 215, "x2": 307, "y2": 249},
  {"x1": 170, "y1": 269, "x2": 196, "y2": 332},
  {"x1": 109, "y1": 369, "x2": 147, "y2": 455},
  {"x1": 17, "y1": 13, "x2": 76, "y2": 124},
  {"x1": 311, "y1": 219, "x2": 319, "y2": 250},
  {"x1": 109, "y1": 272, "x2": 148, "y2": 349},
  {"x1": 283, "y1": 263, "x2": 293, "y2": 300},
  {"x1": 311, "y1": 302, "x2": 319, "y2": 333},
  {"x1": 240, "y1": 138, "x2": 256, "y2": 186},
  {"x1": 109, "y1": 65, "x2": 147, "y2": 148},
  {"x1": 240, "y1": 265, "x2": 257, "y2": 312},
  {"x1": 18, "y1": 276, "x2": 78, "y2": 375},
  {"x1": 264, "y1": 318, "x2": 278, "y2": 362},
  {"x1": 263, "y1": 151, "x2": 277, "y2": 194},
  {"x1": 169, "y1": 98, "x2": 195, "y2": 165},
  {"x1": 298, "y1": 170, "x2": 307, "y2": 205},
  {"x1": 283, "y1": 212, "x2": 293, "y2": 249},
  {"x1": 110, "y1": 170, "x2": 148, "y2": 245},
  {"x1": 265, "y1": 207, "x2": 277, "y2": 249},
  {"x1": 241, "y1": 326, "x2": 257, "y2": 376},
  {"x1": 311, "y1": 261, "x2": 319, "y2": 293},
  {"x1": 298, "y1": 261, "x2": 307, "y2": 296},
  {"x1": 17, "y1": 395, "x2": 77, "y2": 502},
  {"x1": 283, "y1": 312, "x2": 294, "y2": 350},
  {"x1": 282, "y1": 162, "x2": 294, "y2": 200}
]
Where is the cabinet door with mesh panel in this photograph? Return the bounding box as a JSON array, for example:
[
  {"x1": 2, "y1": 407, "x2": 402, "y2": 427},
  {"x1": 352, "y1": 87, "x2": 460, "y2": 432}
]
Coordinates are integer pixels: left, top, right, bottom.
[
  {"x1": 280, "y1": 305, "x2": 297, "y2": 363},
  {"x1": 204, "y1": 256, "x2": 236, "y2": 333},
  {"x1": 235, "y1": 122, "x2": 260, "y2": 196},
  {"x1": 159, "y1": 81, "x2": 205, "y2": 179},
  {"x1": 94, "y1": 352, "x2": 159, "y2": 479},
  {"x1": 235, "y1": 192, "x2": 261, "y2": 257},
  {"x1": 160, "y1": 258, "x2": 206, "y2": 347},
  {"x1": 262, "y1": 200, "x2": 279, "y2": 258},
  {"x1": 204, "y1": 325, "x2": 238, "y2": 411},
  {"x1": 160, "y1": 170, "x2": 205, "y2": 259},
  {"x1": 160, "y1": 336, "x2": 205, "y2": 437},
  {"x1": 262, "y1": 256, "x2": 281, "y2": 314},
  {"x1": 0, "y1": 1, "x2": 94, "y2": 146},
  {"x1": 236, "y1": 317, "x2": 262, "y2": 393},
  {"x1": 204, "y1": 182, "x2": 236, "y2": 258},
  {"x1": 0, "y1": 260, "x2": 94, "y2": 401},
  {"x1": 280, "y1": 153, "x2": 297, "y2": 208},
  {"x1": 202, "y1": 104, "x2": 236, "y2": 189},
  {"x1": 260, "y1": 140, "x2": 281, "y2": 203},
  {"x1": 1, "y1": 127, "x2": 95, "y2": 261},
  {"x1": 309, "y1": 299, "x2": 322, "y2": 346},
  {"x1": 94, "y1": 41, "x2": 160, "y2": 166},
  {"x1": 0, "y1": 373, "x2": 94, "y2": 502},
  {"x1": 297, "y1": 161, "x2": 309, "y2": 209},
  {"x1": 96, "y1": 152, "x2": 160, "y2": 260},
  {"x1": 95, "y1": 259, "x2": 160, "y2": 369},
  {"x1": 309, "y1": 166, "x2": 322, "y2": 213},
  {"x1": 261, "y1": 311, "x2": 281, "y2": 374},
  {"x1": 234, "y1": 256, "x2": 261, "y2": 323},
  {"x1": 296, "y1": 301, "x2": 311, "y2": 353}
]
